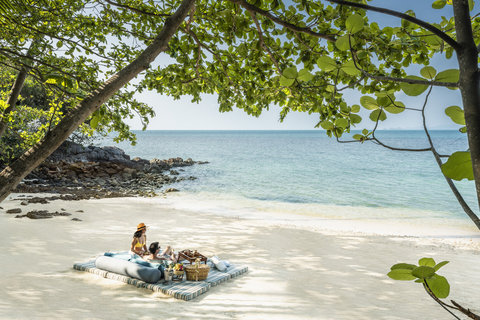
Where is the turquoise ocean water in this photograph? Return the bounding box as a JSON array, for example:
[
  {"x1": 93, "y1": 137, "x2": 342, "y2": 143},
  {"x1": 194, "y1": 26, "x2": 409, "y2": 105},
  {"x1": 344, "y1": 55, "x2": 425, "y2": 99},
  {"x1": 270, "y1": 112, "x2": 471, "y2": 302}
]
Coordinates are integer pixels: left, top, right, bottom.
[{"x1": 99, "y1": 130, "x2": 477, "y2": 227}]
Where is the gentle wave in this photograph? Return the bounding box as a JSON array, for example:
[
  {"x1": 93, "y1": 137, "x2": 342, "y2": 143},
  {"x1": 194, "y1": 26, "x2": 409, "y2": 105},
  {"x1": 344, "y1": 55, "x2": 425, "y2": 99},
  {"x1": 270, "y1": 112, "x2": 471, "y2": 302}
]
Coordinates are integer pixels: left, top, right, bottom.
[{"x1": 156, "y1": 191, "x2": 478, "y2": 237}]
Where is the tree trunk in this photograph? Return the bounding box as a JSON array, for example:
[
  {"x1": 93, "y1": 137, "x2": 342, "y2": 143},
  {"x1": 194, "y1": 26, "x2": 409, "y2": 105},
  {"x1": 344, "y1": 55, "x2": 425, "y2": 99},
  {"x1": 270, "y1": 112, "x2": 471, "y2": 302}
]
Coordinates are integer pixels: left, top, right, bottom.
[
  {"x1": 0, "y1": 40, "x2": 39, "y2": 138},
  {"x1": 0, "y1": 0, "x2": 195, "y2": 203},
  {"x1": 453, "y1": 1, "x2": 480, "y2": 226}
]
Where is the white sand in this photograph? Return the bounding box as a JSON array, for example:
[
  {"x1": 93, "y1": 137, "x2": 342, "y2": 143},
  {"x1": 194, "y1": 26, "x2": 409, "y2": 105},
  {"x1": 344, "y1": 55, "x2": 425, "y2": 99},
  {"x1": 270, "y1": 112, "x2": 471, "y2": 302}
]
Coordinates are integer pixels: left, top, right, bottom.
[{"x1": 1, "y1": 194, "x2": 479, "y2": 320}]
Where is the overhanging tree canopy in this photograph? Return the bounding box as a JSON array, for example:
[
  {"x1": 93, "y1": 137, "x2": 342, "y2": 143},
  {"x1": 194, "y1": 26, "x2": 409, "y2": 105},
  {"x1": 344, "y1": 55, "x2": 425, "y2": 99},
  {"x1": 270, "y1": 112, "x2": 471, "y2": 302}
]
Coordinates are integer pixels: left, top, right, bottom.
[{"x1": 0, "y1": 0, "x2": 479, "y2": 231}]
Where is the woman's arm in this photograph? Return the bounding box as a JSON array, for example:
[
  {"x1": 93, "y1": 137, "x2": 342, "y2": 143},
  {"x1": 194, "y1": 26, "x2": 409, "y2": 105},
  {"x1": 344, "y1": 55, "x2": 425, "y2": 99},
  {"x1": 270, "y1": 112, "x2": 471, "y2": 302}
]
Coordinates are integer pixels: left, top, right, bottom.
[
  {"x1": 142, "y1": 235, "x2": 148, "y2": 254},
  {"x1": 131, "y1": 238, "x2": 138, "y2": 253}
]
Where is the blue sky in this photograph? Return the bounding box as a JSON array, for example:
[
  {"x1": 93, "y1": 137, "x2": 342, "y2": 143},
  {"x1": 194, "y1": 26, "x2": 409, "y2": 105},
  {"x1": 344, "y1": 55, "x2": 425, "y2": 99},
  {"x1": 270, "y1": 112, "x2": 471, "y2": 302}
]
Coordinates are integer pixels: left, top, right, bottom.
[{"x1": 126, "y1": 0, "x2": 466, "y2": 131}]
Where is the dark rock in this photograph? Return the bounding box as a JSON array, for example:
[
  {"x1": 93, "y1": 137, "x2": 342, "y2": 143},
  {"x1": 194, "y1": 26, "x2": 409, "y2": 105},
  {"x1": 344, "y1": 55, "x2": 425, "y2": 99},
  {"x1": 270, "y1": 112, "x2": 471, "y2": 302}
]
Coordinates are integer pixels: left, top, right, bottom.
[
  {"x1": 20, "y1": 201, "x2": 28, "y2": 206},
  {"x1": 61, "y1": 208, "x2": 66, "y2": 211},
  {"x1": 28, "y1": 197, "x2": 49, "y2": 204},
  {"x1": 75, "y1": 210, "x2": 84, "y2": 213},
  {"x1": 165, "y1": 188, "x2": 179, "y2": 193},
  {"x1": 53, "y1": 211, "x2": 72, "y2": 216},
  {"x1": 6, "y1": 208, "x2": 22, "y2": 214},
  {"x1": 15, "y1": 141, "x2": 206, "y2": 202},
  {"x1": 26, "y1": 210, "x2": 52, "y2": 219},
  {"x1": 71, "y1": 218, "x2": 82, "y2": 221},
  {"x1": 15, "y1": 214, "x2": 27, "y2": 218}
]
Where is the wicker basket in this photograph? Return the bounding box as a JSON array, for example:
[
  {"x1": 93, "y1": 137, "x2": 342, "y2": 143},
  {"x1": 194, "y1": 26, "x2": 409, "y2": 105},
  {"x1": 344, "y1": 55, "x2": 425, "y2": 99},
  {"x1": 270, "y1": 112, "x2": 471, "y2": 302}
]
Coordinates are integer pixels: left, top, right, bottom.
[
  {"x1": 173, "y1": 270, "x2": 184, "y2": 276},
  {"x1": 185, "y1": 264, "x2": 210, "y2": 281}
]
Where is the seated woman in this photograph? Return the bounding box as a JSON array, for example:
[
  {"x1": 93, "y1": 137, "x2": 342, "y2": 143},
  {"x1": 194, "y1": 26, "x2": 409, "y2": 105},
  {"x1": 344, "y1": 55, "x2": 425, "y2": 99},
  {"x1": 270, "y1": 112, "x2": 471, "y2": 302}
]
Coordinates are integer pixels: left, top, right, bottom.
[
  {"x1": 145, "y1": 242, "x2": 178, "y2": 264},
  {"x1": 130, "y1": 223, "x2": 148, "y2": 257}
]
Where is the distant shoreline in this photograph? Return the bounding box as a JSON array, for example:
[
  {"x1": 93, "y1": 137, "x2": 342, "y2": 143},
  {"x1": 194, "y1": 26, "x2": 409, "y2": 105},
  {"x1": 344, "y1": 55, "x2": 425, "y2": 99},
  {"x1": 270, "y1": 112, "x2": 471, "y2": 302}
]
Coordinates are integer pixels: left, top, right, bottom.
[{"x1": 124, "y1": 129, "x2": 463, "y2": 132}]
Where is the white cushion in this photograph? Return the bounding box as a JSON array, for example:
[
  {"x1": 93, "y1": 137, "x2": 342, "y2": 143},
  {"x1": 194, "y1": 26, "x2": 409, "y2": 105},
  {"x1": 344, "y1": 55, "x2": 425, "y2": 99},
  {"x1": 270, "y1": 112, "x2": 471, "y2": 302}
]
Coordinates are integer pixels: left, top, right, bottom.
[{"x1": 211, "y1": 256, "x2": 227, "y2": 272}]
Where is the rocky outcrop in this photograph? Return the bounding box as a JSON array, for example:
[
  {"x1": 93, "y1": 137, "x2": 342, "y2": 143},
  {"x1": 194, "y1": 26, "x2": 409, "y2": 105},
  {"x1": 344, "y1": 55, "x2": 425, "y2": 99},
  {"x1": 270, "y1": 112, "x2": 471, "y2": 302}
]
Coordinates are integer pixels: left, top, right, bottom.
[
  {"x1": 14, "y1": 210, "x2": 73, "y2": 219},
  {"x1": 11, "y1": 141, "x2": 207, "y2": 200}
]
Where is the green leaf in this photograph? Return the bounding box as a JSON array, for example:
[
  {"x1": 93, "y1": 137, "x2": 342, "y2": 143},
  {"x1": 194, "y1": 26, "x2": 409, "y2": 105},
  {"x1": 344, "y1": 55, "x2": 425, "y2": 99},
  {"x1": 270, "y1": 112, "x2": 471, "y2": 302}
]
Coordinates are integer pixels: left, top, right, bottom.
[
  {"x1": 400, "y1": 76, "x2": 428, "y2": 96},
  {"x1": 385, "y1": 101, "x2": 405, "y2": 114},
  {"x1": 427, "y1": 275, "x2": 450, "y2": 298},
  {"x1": 320, "y1": 120, "x2": 334, "y2": 130},
  {"x1": 360, "y1": 96, "x2": 378, "y2": 110},
  {"x1": 441, "y1": 151, "x2": 474, "y2": 181},
  {"x1": 346, "y1": 14, "x2": 364, "y2": 34},
  {"x1": 362, "y1": 129, "x2": 369, "y2": 135},
  {"x1": 283, "y1": 67, "x2": 298, "y2": 79},
  {"x1": 56, "y1": 41, "x2": 63, "y2": 48},
  {"x1": 297, "y1": 69, "x2": 314, "y2": 82},
  {"x1": 459, "y1": 126, "x2": 467, "y2": 133},
  {"x1": 90, "y1": 113, "x2": 100, "y2": 130},
  {"x1": 350, "y1": 114, "x2": 362, "y2": 124},
  {"x1": 335, "y1": 118, "x2": 348, "y2": 128},
  {"x1": 353, "y1": 134, "x2": 363, "y2": 140},
  {"x1": 445, "y1": 106, "x2": 465, "y2": 125},
  {"x1": 419, "y1": 258, "x2": 436, "y2": 267},
  {"x1": 412, "y1": 266, "x2": 436, "y2": 279},
  {"x1": 420, "y1": 66, "x2": 437, "y2": 79},
  {"x1": 387, "y1": 269, "x2": 416, "y2": 281},
  {"x1": 435, "y1": 69, "x2": 459, "y2": 83},
  {"x1": 279, "y1": 76, "x2": 295, "y2": 86},
  {"x1": 469, "y1": 0, "x2": 474, "y2": 11},
  {"x1": 317, "y1": 56, "x2": 337, "y2": 72},
  {"x1": 432, "y1": 0, "x2": 446, "y2": 9},
  {"x1": 335, "y1": 35, "x2": 354, "y2": 51},
  {"x1": 391, "y1": 263, "x2": 417, "y2": 271},
  {"x1": 434, "y1": 261, "x2": 449, "y2": 271},
  {"x1": 351, "y1": 104, "x2": 360, "y2": 113},
  {"x1": 369, "y1": 109, "x2": 387, "y2": 121},
  {"x1": 341, "y1": 60, "x2": 361, "y2": 76}
]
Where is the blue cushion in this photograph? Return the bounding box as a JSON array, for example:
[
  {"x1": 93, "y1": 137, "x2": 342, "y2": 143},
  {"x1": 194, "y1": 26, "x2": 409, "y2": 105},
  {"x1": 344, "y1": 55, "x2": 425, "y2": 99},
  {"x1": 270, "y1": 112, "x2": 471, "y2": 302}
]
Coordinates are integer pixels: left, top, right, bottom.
[
  {"x1": 129, "y1": 257, "x2": 153, "y2": 267},
  {"x1": 103, "y1": 252, "x2": 131, "y2": 261},
  {"x1": 95, "y1": 256, "x2": 162, "y2": 283}
]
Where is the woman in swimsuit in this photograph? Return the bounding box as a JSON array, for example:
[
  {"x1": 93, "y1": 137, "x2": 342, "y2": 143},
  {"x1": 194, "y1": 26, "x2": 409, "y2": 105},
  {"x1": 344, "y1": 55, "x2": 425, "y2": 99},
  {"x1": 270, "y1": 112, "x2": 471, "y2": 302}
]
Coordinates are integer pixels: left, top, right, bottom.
[
  {"x1": 130, "y1": 223, "x2": 148, "y2": 256},
  {"x1": 145, "y1": 242, "x2": 178, "y2": 264}
]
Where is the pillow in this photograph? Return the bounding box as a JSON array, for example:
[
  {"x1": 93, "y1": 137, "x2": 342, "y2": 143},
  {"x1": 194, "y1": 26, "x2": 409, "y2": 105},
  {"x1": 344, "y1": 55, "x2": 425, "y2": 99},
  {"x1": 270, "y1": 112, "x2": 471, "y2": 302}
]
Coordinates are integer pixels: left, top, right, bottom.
[
  {"x1": 95, "y1": 256, "x2": 162, "y2": 283},
  {"x1": 129, "y1": 257, "x2": 153, "y2": 267},
  {"x1": 103, "y1": 252, "x2": 131, "y2": 261},
  {"x1": 211, "y1": 256, "x2": 227, "y2": 272}
]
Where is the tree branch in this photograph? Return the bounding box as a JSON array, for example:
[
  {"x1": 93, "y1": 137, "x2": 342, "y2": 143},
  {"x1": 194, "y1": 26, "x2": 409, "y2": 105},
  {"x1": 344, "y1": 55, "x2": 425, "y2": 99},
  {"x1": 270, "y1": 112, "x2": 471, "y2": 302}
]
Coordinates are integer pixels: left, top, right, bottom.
[
  {"x1": 451, "y1": 300, "x2": 480, "y2": 320},
  {"x1": 327, "y1": 0, "x2": 460, "y2": 51},
  {"x1": 248, "y1": 11, "x2": 281, "y2": 72},
  {"x1": 101, "y1": 0, "x2": 170, "y2": 17},
  {"x1": 421, "y1": 86, "x2": 480, "y2": 229},
  {"x1": 228, "y1": 0, "x2": 335, "y2": 41},
  {"x1": 348, "y1": 38, "x2": 458, "y2": 88},
  {"x1": 423, "y1": 282, "x2": 461, "y2": 320}
]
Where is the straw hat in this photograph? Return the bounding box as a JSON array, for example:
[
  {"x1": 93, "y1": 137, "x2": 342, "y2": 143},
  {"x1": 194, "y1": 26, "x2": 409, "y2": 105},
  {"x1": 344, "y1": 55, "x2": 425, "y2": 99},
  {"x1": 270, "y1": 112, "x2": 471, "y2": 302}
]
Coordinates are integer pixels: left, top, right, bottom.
[{"x1": 137, "y1": 222, "x2": 147, "y2": 231}]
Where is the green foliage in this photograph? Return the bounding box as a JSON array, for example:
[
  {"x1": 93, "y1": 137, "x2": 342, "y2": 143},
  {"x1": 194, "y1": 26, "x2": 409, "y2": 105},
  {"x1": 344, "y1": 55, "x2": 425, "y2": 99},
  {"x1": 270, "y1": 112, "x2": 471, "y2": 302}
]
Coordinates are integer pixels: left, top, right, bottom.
[
  {"x1": 317, "y1": 56, "x2": 337, "y2": 72},
  {"x1": 441, "y1": 151, "x2": 474, "y2": 181},
  {"x1": 360, "y1": 96, "x2": 378, "y2": 110},
  {"x1": 420, "y1": 66, "x2": 437, "y2": 80},
  {"x1": 400, "y1": 76, "x2": 428, "y2": 96},
  {"x1": 435, "y1": 69, "x2": 460, "y2": 83},
  {"x1": 432, "y1": 0, "x2": 447, "y2": 9},
  {"x1": 345, "y1": 14, "x2": 364, "y2": 34},
  {"x1": 445, "y1": 106, "x2": 465, "y2": 125},
  {"x1": 388, "y1": 257, "x2": 450, "y2": 299},
  {"x1": 0, "y1": 0, "x2": 475, "y2": 200}
]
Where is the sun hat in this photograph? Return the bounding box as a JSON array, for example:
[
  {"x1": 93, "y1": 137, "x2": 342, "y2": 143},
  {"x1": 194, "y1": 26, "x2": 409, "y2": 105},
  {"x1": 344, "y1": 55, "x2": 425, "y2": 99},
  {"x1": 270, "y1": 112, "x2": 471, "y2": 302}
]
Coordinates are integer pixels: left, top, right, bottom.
[{"x1": 137, "y1": 222, "x2": 147, "y2": 231}]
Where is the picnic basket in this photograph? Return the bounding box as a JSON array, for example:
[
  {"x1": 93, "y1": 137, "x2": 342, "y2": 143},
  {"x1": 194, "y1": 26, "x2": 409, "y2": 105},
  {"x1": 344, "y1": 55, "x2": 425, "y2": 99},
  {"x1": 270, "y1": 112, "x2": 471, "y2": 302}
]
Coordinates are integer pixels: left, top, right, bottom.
[{"x1": 185, "y1": 258, "x2": 210, "y2": 281}]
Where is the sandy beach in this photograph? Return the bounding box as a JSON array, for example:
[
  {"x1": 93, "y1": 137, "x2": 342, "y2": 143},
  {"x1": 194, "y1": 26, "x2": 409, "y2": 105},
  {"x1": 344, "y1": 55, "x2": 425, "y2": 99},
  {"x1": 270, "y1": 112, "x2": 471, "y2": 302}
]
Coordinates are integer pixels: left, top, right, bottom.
[{"x1": 1, "y1": 194, "x2": 479, "y2": 320}]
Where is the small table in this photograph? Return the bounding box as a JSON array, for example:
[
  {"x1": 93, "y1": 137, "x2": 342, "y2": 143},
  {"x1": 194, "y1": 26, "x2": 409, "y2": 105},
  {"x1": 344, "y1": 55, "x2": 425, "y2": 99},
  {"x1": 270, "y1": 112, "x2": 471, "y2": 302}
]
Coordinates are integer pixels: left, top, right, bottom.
[{"x1": 178, "y1": 250, "x2": 208, "y2": 264}]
